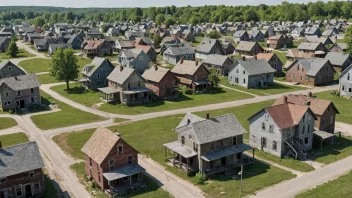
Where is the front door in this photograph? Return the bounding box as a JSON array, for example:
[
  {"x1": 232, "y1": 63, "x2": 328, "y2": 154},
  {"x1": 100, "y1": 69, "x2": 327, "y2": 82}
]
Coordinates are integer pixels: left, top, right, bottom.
[
  {"x1": 0, "y1": 191, "x2": 5, "y2": 198},
  {"x1": 25, "y1": 185, "x2": 32, "y2": 198},
  {"x1": 221, "y1": 157, "x2": 226, "y2": 167},
  {"x1": 16, "y1": 100, "x2": 25, "y2": 109}
]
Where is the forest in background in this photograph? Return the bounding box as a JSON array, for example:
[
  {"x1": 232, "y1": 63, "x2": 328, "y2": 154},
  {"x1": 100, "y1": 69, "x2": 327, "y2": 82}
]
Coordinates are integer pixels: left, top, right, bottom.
[{"x1": 1, "y1": 1, "x2": 352, "y2": 27}]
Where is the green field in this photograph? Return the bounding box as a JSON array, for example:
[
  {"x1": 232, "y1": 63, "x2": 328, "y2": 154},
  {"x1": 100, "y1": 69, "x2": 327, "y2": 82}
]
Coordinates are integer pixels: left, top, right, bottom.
[
  {"x1": 275, "y1": 51, "x2": 287, "y2": 64},
  {"x1": 37, "y1": 74, "x2": 61, "y2": 84},
  {"x1": 0, "y1": 49, "x2": 35, "y2": 60},
  {"x1": 0, "y1": 117, "x2": 18, "y2": 130},
  {"x1": 0, "y1": 132, "x2": 29, "y2": 147}
]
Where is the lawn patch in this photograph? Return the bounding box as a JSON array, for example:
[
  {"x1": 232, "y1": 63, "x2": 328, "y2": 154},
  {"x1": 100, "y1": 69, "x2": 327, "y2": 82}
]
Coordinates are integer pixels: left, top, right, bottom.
[
  {"x1": 0, "y1": 117, "x2": 18, "y2": 130},
  {"x1": 37, "y1": 74, "x2": 61, "y2": 84},
  {"x1": 275, "y1": 51, "x2": 287, "y2": 64},
  {"x1": 0, "y1": 132, "x2": 29, "y2": 147},
  {"x1": 0, "y1": 49, "x2": 35, "y2": 60},
  {"x1": 31, "y1": 91, "x2": 107, "y2": 130},
  {"x1": 18, "y1": 58, "x2": 52, "y2": 73}
]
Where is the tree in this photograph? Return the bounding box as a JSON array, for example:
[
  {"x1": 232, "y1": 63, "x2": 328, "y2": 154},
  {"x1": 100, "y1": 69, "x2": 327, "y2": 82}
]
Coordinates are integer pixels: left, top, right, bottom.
[
  {"x1": 155, "y1": 14, "x2": 165, "y2": 25},
  {"x1": 208, "y1": 66, "x2": 220, "y2": 87},
  {"x1": 153, "y1": 33, "x2": 162, "y2": 47},
  {"x1": 33, "y1": 17, "x2": 45, "y2": 27},
  {"x1": 345, "y1": 25, "x2": 352, "y2": 54},
  {"x1": 6, "y1": 41, "x2": 19, "y2": 58},
  {"x1": 50, "y1": 48, "x2": 79, "y2": 90},
  {"x1": 101, "y1": 24, "x2": 108, "y2": 33},
  {"x1": 164, "y1": 17, "x2": 175, "y2": 26},
  {"x1": 207, "y1": 30, "x2": 221, "y2": 39},
  {"x1": 244, "y1": 8, "x2": 259, "y2": 22}
]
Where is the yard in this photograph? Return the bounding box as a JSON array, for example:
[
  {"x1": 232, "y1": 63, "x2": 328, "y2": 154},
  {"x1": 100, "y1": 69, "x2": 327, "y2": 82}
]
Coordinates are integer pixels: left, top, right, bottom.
[
  {"x1": 296, "y1": 171, "x2": 352, "y2": 198},
  {"x1": 0, "y1": 132, "x2": 29, "y2": 147},
  {"x1": 50, "y1": 83, "x2": 254, "y2": 115},
  {"x1": 275, "y1": 51, "x2": 287, "y2": 64},
  {"x1": 220, "y1": 77, "x2": 307, "y2": 96},
  {"x1": 70, "y1": 162, "x2": 172, "y2": 198},
  {"x1": 0, "y1": 117, "x2": 18, "y2": 130},
  {"x1": 37, "y1": 74, "x2": 61, "y2": 84},
  {"x1": 31, "y1": 91, "x2": 107, "y2": 130},
  {"x1": 0, "y1": 49, "x2": 35, "y2": 60}
]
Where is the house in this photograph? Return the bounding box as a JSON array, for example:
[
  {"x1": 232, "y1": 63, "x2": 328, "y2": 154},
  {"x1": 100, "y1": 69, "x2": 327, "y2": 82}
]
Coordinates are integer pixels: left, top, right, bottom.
[
  {"x1": 329, "y1": 43, "x2": 347, "y2": 54},
  {"x1": 134, "y1": 37, "x2": 153, "y2": 47},
  {"x1": 286, "y1": 48, "x2": 313, "y2": 60},
  {"x1": 83, "y1": 39, "x2": 113, "y2": 57},
  {"x1": 25, "y1": 33, "x2": 42, "y2": 44},
  {"x1": 67, "y1": 34, "x2": 84, "y2": 50},
  {"x1": 268, "y1": 35, "x2": 291, "y2": 49},
  {"x1": 98, "y1": 66, "x2": 152, "y2": 105},
  {"x1": 163, "y1": 44, "x2": 195, "y2": 65},
  {"x1": 304, "y1": 27, "x2": 322, "y2": 37},
  {"x1": 163, "y1": 113, "x2": 252, "y2": 175},
  {"x1": 256, "y1": 53, "x2": 283, "y2": 75},
  {"x1": 248, "y1": 103, "x2": 316, "y2": 159},
  {"x1": 0, "y1": 37, "x2": 10, "y2": 52},
  {"x1": 0, "y1": 142, "x2": 45, "y2": 197},
  {"x1": 202, "y1": 54, "x2": 234, "y2": 75},
  {"x1": 0, "y1": 74, "x2": 41, "y2": 111},
  {"x1": 48, "y1": 43, "x2": 72, "y2": 56},
  {"x1": 171, "y1": 60, "x2": 210, "y2": 93},
  {"x1": 119, "y1": 49, "x2": 152, "y2": 74},
  {"x1": 285, "y1": 58, "x2": 335, "y2": 86},
  {"x1": 235, "y1": 41, "x2": 263, "y2": 57},
  {"x1": 297, "y1": 42, "x2": 327, "y2": 58},
  {"x1": 78, "y1": 57, "x2": 115, "y2": 90},
  {"x1": 325, "y1": 52, "x2": 352, "y2": 72},
  {"x1": 86, "y1": 29, "x2": 104, "y2": 39},
  {"x1": 291, "y1": 28, "x2": 305, "y2": 38},
  {"x1": 114, "y1": 39, "x2": 135, "y2": 52},
  {"x1": 196, "y1": 38, "x2": 226, "y2": 60},
  {"x1": 219, "y1": 39, "x2": 235, "y2": 55},
  {"x1": 228, "y1": 59, "x2": 276, "y2": 89},
  {"x1": 233, "y1": 30, "x2": 250, "y2": 44},
  {"x1": 0, "y1": 60, "x2": 26, "y2": 79},
  {"x1": 339, "y1": 64, "x2": 352, "y2": 97},
  {"x1": 125, "y1": 31, "x2": 146, "y2": 41},
  {"x1": 305, "y1": 36, "x2": 333, "y2": 45},
  {"x1": 81, "y1": 127, "x2": 145, "y2": 195},
  {"x1": 322, "y1": 28, "x2": 339, "y2": 37},
  {"x1": 142, "y1": 66, "x2": 179, "y2": 99},
  {"x1": 274, "y1": 93, "x2": 340, "y2": 133},
  {"x1": 33, "y1": 37, "x2": 65, "y2": 52},
  {"x1": 107, "y1": 27, "x2": 120, "y2": 37},
  {"x1": 182, "y1": 30, "x2": 196, "y2": 42},
  {"x1": 250, "y1": 30, "x2": 265, "y2": 42},
  {"x1": 135, "y1": 45, "x2": 157, "y2": 62}
]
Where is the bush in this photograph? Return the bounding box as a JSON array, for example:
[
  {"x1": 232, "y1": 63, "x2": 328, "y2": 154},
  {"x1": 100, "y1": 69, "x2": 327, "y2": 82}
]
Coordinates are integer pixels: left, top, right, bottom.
[
  {"x1": 91, "y1": 181, "x2": 96, "y2": 189},
  {"x1": 8, "y1": 109, "x2": 14, "y2": 114},
  {"x1": 195, "y1": 173, "x2": 207, "y2": 184},
  {"x1": 178, "y1": 85, "x2": 192, "y2": 95}
]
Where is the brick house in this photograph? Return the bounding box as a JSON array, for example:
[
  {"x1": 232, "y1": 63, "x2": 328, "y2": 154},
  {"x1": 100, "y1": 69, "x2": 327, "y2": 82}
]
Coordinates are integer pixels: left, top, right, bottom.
[
  {"x1": 171, "y1": 60, "x2": 210, "y2": 93},
  {"x1": 297, "y1": 42, "x2": 327, "y2": 58},
  {"x1": 325, "y1": 52, "x2": 352, "y2": 72},
  {"x1": 256, "y1": 53, "x2": 283, "y2": 75},
  {"x1": 81, "y1": 127, "x2": 145, "y2": 195},
  {"x1": 142, "y1": 66, "x2": 179, "y2": 99},
  {"x1": 329, "y1": 43, "x2": 347, "y2": 54},
  {"x1": 0, "y1": 142, "x2": 45, "y2": 198},
  {"x1": 83, "y1": 39, "x2": 113, "y2": 58},
  {"x1": 285, "y1": 58, "x2": 335, "y2": 86},
  {"x1": 274, "y1": 93, "x2": 340, "y2": 133}
]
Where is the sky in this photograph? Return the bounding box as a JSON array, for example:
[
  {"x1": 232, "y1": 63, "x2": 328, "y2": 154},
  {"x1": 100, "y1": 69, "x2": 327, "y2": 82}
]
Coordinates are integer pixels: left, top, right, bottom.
[{"x1": 1, "y1": 0, "x2": 330, "y2": 8}]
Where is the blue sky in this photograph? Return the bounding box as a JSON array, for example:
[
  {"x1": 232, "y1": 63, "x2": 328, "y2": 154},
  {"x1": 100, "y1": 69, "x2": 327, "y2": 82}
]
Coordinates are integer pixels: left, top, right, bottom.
[{"x1": 2, "y1": 0, "x2": 329, "y2": 8}]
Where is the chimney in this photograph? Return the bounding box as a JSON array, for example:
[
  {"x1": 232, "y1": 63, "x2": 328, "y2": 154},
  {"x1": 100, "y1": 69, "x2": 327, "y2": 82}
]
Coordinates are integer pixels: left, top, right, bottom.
[
  {"x1": 195, "y1": 61, "x2": 198, "y2": 66},
  {"x1": 206, "y1": 113, "x2": 210, "y2": 119},
  {"x1": 120, "y1": 65, "x2": 124, "y2": 72},
  {"x1": 180, "y1": 58, "x2": 184, "y2": 64},
  {"x1": 308, "y1": 92, "x2": 313, "y2": 97},
  {"x1": 242, "y1": 56, "x2": 246, "y2": 61},
  {"x1": 282, "y1": 96, "x2": 288, "y2": 104},
  {"x1": 154, "y1": 65, "x2": 158, "y2": 71},
  {"x1": 114, "y1": 129, "x2": 121, "y2": 137},
  {"x1": 0, "y1": 141, "x2": 2, "y2": 149},
  {"x1": 255, "y1": 55, "x2": 257, "y2": 60}
]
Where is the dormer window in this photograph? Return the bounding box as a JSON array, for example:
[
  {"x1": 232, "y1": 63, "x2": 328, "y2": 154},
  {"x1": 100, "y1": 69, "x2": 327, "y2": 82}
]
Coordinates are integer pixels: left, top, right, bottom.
[{"x1": 17, "y1": 91, "x2": 21, "y2": 96}]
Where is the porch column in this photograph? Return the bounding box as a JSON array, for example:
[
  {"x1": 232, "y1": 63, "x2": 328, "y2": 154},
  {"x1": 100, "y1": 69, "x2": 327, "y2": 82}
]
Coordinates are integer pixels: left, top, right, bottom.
[
  {"x1": 187, "y1": 158, "x2": 190, "y2": 173},
  {"x1": 129, "y1": 175, "x2": 132, "y2": 188},
  {"x1": 173, "y1": 152, "x2": 176, "y2": 166},
  {"x1": 321, "y1": 139, "x2": 323, "y2": 150}
]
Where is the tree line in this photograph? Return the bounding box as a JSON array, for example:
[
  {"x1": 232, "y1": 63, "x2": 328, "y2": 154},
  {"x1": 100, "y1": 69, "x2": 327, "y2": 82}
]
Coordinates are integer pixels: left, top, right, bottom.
[{"x1": 1, "y1": 1, "x2": 352, "y2": 27}]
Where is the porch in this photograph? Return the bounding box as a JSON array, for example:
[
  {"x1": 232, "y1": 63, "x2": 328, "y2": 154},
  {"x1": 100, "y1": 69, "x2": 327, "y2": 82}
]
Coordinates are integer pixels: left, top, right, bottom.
[
  {"x1": 163, "y1": 141, "x2": 198, "y2": 173},
  {"x1": 122, "y1": 88, "x2": 152, "y2": 105},
  {"x1": 77, "y1": 78, "x2": 91, "y2": 89},
  {"x1": 193, "y1": 80, "x2": 211, "y2": 93},
  {"x1": 313, "y1": 129, "x2": 335, "y2": 150},
  {"x1": 97, "y1": 87, "x2": 120, "y2": 103}
]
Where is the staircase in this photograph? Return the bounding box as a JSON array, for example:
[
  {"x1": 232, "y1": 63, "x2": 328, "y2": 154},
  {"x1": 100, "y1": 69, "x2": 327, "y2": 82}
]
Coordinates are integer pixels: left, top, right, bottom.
[{"x1": 285, "y1": 139, "x2": 307, "y2": 160}]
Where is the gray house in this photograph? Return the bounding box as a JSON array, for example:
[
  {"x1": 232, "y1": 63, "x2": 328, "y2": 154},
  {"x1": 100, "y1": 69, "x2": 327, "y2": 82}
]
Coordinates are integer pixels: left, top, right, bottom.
[
  {"x1": 67, "y1": 34, "x2": 84, "y2": 50},
  {"x1": 0, "y1": 74, "x2": 41, "y2": 111},
  {"x1": 196, "y1": 38, "x2": 226, "y2": 60},
  {"x1": 79, "y1": 57, "x2": 115, "y2": 90},
  {"x1": 0, "y1": 37, "x2": 10, "y2": 52},
  {"x1": 163, "y1": 44, "x2": 195, "y2": 65},
  {"x1": 248, "y1": 103, "x2": 316, "y2": 160},
  {"x1": 228, "y1": 59, "x2": 276, "y2": 89},
  {"x1": 202, "y1": 54, "x2": 234, "y2": 75},
  {"x1": 325, "y1": 52, "x2": 352, "y2": 72},
  {"x1": 250, "y1": 30, "x2": 265, "y2": 42},
  {"x1": 48, "y1": 43, "x2": 72, "y2": 56},
  {"x1": 339, "y1": 64, "x2": 352, "y2": 97},
  {"x1": 119, "y1": 49, "x2": 152, "y2": 74},
  {"x1": 233, "y1": 30, "x2": 250, "y2": 43},
  {"x1": 0, "y1": 60, "x2": 26, "y2": 79}
]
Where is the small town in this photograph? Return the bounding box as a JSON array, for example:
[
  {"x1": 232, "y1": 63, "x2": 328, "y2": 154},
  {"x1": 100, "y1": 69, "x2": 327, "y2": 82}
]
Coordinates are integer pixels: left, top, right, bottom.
[{"x1": 0, "y1": 1, "x2": 352, "y2": 198}]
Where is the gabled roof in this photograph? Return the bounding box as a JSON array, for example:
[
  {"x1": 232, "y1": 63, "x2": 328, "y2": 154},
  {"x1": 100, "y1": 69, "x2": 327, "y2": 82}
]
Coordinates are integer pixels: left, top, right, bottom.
[
  {"x1": 117, "y1": 39, "x2": 135, "y2": 48},
  {"x1": 297, "y1": 42, "x2": 323, "y2": 51},
  {"x1": 235, "y1": 41, "x2": 261, "y2": 52},
  {"x1": 286, "y1": 48, "x2": 313, "y2": 59},
  {"x1": 0, "y1": 74, "x2": 40, "y2": 91},
  {"x1": 174, "y1": 113, "x2": 205, "y2": 130},
  {"x1": 233, "y1": 30, "x2": 247, "y2": 38},
  {"x1": 0, "y1": 142, "x2": 44, "y2": 178},
  {"x1": 164, "y1": 45, "x2": 194, "y2": 56},
  {"x1": 197, "y1": 38, "x2": 224, "y2": 54},
  {"x1": 203, "y1": 54, "x2": 233, "y2": 66},
  {"x1": 232, "y1": 59, "x2": 276, "y2": 75},
  {"x1": 325, "y1": 52, "x2": 351, "y2": 66},
  {"x1": 142, "y1": 66, "x2": 171, "y2": 83},
  {"x1": 332, "y1": 43, "x2": 347, "y2": 50},
  {"x1": 340, "y1": 64, "x2": 352, "y2": 79},
  {"x1": 256, "y1": 53, "x2": 276, "y2": 62},
  {"x1": 82, "y1": 57, "x2": 113, "y2": 77},
  {"x1": 84, "y1": 39, "x2": 108, "y2": 50},
  {"x1": 0, "y1": 60, "x2": 26, "y2": 73},
  {"x1": 287, "y1": 58, "x2": 332, "y2": 77},
  {"x1": 107, "y1": 66, "x2": 140, "y2": 85},
  {"x1": 174, "y1": 113, "x2": 247, "y2": 144},
  {"x1": 172, "y1": 60, "x2": 209, "y2": 76}
]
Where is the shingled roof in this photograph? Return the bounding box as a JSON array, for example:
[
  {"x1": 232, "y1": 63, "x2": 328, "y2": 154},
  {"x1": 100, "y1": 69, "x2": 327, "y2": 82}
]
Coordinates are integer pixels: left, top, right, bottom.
[
  {"x1": 0, "y1": 74, "x2": 40, "y2": 91},
  {"x1": 203, "y1": 54, "x2": 232, "y2": 66},
  {"x1": 286, "y1": 58, "x2": 332, "y2": 77},
  {"x1": 172, "y1": 60, "x2": 209, "y2": 76},
  {"x1": 235, "y1": 41, "x2": 261, "y2": 52},
  {"x1": 142, "y1": 66, "x2": 171, "y2": 83},
  {"x1": 82, "y1": 57, "x2": 113, "y2": 77},
  {"x1": 325, "y1": 52, "x2": 351, "y2": 66},
  {"x1": 234, "y1": 59, "x2": 276, "y2": 75}
]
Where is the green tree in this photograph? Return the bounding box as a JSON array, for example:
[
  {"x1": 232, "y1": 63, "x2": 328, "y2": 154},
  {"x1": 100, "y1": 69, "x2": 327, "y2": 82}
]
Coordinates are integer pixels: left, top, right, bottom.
[
  {"x1": 6, "y1": 41, "x2": 19, "y2": 58},
  {"x1": 33, "y1": 16, "x2": 45, "y2": 27},
  {"x1": 50, "y1": 48, "x2": 79, "y2": 90},
  {"x1": 153, "y1": 33, "x2": 162, "y2": 47},
  {"x1": 208, "y1": 66, "x2": 220, "y2": 87},
  {"x1": 345, "y1": 25, "x2": 352, "y2": 54},
  {"x1": 101, "y1": 24, "x2": 108, "y2": 33},
  {"x1": 164, "y1": 17, "x2": 175, "y2": 26},
  {"x1": 207, "y1": 30, "x2": 221, "y2": 39},
  {"x1": 244, "y1": 8, "x2": 259, "y2": 22},
  {"x1": 155, "y1": 14, "x2": 165, "y2": 25}
]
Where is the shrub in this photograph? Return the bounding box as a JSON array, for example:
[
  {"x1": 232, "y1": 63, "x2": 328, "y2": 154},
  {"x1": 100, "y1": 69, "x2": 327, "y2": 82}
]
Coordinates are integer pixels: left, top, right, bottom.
[
  {"x1": 195, "y1": 173, "x2": 207, "y2": 184},
  {"x1": 8, "y1": 109, "x2": 14, "y2": 114},
  {"x1": 178, "y1": 85, "x2": 192, "y2": 95},
  {"x1": 91, "y1": 181, "x2": 96, "y2": 189}
]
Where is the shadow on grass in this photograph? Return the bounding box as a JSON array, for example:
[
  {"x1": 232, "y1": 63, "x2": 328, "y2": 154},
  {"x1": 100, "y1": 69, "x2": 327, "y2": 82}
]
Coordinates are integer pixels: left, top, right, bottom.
[
  {"x1": 127, "y1": 173, "x2": 166, "y2": 197},
  {"x1": 308, "y1": 136, "x2": 352, "y2": 161},
  {"x1": 44, "y1": 174, "x2": 69, "y2": 198}
]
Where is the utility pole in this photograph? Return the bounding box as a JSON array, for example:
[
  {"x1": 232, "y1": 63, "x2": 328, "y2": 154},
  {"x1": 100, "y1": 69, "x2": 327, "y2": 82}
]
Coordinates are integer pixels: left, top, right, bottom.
[{"x1": 238, "y1": 165, "x2": 243, "y2": 193}]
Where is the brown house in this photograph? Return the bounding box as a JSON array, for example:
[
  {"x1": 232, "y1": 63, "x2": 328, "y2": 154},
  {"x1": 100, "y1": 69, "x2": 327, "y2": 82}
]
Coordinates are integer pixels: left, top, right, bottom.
[
  {"x1": 142, "y1": 66, "x2": 179, "y2": 99},
  {"x1": 274, "y1": 93, "x2": 340, "y2": 133},
  {"x1": 171, "y1": 60, "x2": 210, "y2": 93},
  {"x1": 83, "y1": 39, "x2": 113, "y2": 58},
  {"x1": 297, "y1": 42, "x2": 327, "y2": 58},
  {"x1": 256, "y1": 53, "x2": 283, "y2": 75},
  {"x1": 285, "y1": 58, "x2": 335, "y2": 86},
  {"x1": 268, "y1": 35, "x2": 288, "y2": 49},
  {"x1": 81, "y1": 127, "x2": 145, "y2": 196},
  {"x1": 0, "y1": 142, "x2": 45, "y2": 198},
  {"x1": 235, "y1": 41, "x2": 263, "y2": 57}
]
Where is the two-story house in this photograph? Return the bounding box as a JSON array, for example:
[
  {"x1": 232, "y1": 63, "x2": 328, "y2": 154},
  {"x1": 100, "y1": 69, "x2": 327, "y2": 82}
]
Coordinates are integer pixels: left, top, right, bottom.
[
  {"x1": 79, "y1": 57, "x2": 115, "y2": 90},
  {"x1": 202, "y1": 54, "x2": 234, "y2": 76},
  {"x1": 329, "y1": 43, "x2": 347, "y2": 54},
  {"x1": 325, "y1": 52, "x2": 352, "y2": 72},
  {"x1": 98, "y1": 66, "x2": 152, "y2": 105},
  {"x1": 81, "y1": 127, "x2": 145, "y2": 195},
  {"x1": 235, "y1": 41, "x2": 263, "y2": 57},
  {"x1": 0, "y1": 37, "x2": 10, "y2": 52},
  {"x1": 248, "y1": 103, "x2": 317, "y2": 160},
  {"x1": 67, "y1": 34, "x2": 84, "y2": 50},
  {"x1": 339, "y1": 64, "x2": 352, "y2": 97},
  {"x1": 0, "y1": 141, "x2": 45, "y2": 197},
  {"x1": 256, "y1": 53, "x2": 283, "y2": 75},
  {"x1": 233, "y1": 30, "x2": 250, "y2": 44},
  {"x1": 142, "y1": 66, "x2": 179, "y2": 99},
  {"x1": 0, "y1": 60, "x2": 26, "y2": 79},
  {"x1": 171, "y1": 60, "x2": 210, "y2": 93},
  {"x1": 163, "y1": 113, "x2": 252, "y2": 175},
  {"x1": 196, "y1": 38, "x2": 226, "y2": 60},
  {"x1": 297, "y1": 42, "x2": 327, "y2": 58},
  {"x1": 274, "y1": 93, "x2": 340, "y2": 133},
  {"x1": 163, "y1": 44, "x2": 195, "y2": 65},
  {"x1": 83, "y1": 39, "x2": 113, "y2": 58},
  {"x1": 119, "y1": 49, "x2": 152, "y2": 75},
  {"x1": 227, "y1": 58, "x2": 276, "y2": 89},
  {"x1": 114, "y1": 39, "x2": 135, "y2": 53}
]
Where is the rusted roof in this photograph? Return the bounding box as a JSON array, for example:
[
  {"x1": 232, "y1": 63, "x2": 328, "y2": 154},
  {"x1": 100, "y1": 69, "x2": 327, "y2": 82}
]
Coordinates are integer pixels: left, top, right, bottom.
[
  {"x1": 256, "y1": 53, "x2": 275, "y2": 62},
  {"x1": 84, "y1": 39, "x2": 105, "y2": 50},
  {"x1": 142, "y1": 66, "x2": 170, "y2": 83}
]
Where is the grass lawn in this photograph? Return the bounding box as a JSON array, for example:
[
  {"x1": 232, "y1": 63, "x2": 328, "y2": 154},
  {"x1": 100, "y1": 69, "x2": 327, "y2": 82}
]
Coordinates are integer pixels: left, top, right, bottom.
[
  {"x1": 255, "y1": 150, "x2": 314, "y2": 172},
  {"x1": 275, "y1": 51, "x2": 287, "y2": 64},
  {"x1": 71, "y1": 162, "x2": 172, "y2": 198},
  {"x1": 314, "y1": 91, "x2": 352, "y2": 124},
  {"x1": 37, "y1": 74, "x2": 61, "y2": 84},
  {"x1": 31, "y1": 91, "x2": 107, "y2": 130},
  {"x1": 220, "y1": 77, "x2": 307, "y2": 96},
  {"x1": 18, "y1": 58, "x2": 52, "y2": 73},
  {"x1": 50, "y1": 83, "x2": 254, "y2": 115},
  {"x1": 0, "y1": 132, "x2": 29, "y2": 147},
  {"x1": 0, "y1": 117, "x2": 18, "y2": 130},
  {"x1": 296, "y1": 171, "x2": 352, "y2": 198},
  {"x1": 0, "y1": 49, "x2": 35, "y2": 60}
]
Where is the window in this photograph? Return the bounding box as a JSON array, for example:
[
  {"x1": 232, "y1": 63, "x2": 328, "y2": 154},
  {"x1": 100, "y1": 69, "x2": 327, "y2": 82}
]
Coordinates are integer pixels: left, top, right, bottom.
[
  {"x1": 128, "y1": 156, "x2": 133, "y2": 165},
  {"x1": 269, "y1": 125, "x2": 274, "y2": 133},
  {"x1": 118, "y1": 146, "x2": 123, "y2": 154},
  {"x1": 189, "y1": 134, "x2": 192, "y2": 139},
  {"x1": 243, "y1": 70, "x2": 245, "y2": 74},
  {"x1": 109, "y1": 160, "x2": 115, "y2": 170},
  {"x1": 29, "y1": 171, "x2": 34, "y2": 178},
  {"x1": 181, "y1": 136, "x2": 185, "y2": 144},
  {"x1": 31, "y1": 88, "x2": 34, "y2": 93},
  {"x1": 97, "y1": 74, "x2": 100, "y2": 79},
  {"x1": 262, "y1": 122, "x2": 266, "y2": 131},
  {"x1": 98, "y1": 172, "x2": 101, "y2": 183},
  {"x1": 211, "y1": 142, "x2": 215, "y2": 150},
  {"x1": 236, "y1": 69, "x2": 239, "y2": 73},
  {"x1": 252, "y1": 135, "x2": 257, "y2": 143},
  {"x1": 34, "y1": 183, "x2": 40, "y2": 191},
  {"x1": 272, "y1": 141, "x2": 277, "y2": 151},
  {"x1": 322, "y1": 119, "x2": 325, "y2": 126},
  {"x1": 89, "y1": 158, "x2": 92, "y2": 166},
  {"x1": 261, "y1": 137, "x2": 267, "y2": 148},
  {"x1": 16, "y1": 187, "x2": 23, "y2": 197},
  {"x1": 349, "y1": 88, "x2": 352, "y2": 93},
  {"x1": 138, "y1": 81, "x2": 141, "y2": 87},
  {"x1": 297, "y1": 65, "x2": 300, "y2": 70},
  {"x1": 4, "y1": 84, "x2": 7, "y2": 89},
  {"x1": 139, "y1": 55, "x2": 144, "y2": 60},
  {"x1": 330, "y1": 116, "x2": 334, "y2": 124},
  {"x1": 8, "y1": 66, "x2": 11, "y2": 71},
  {"x1": 307, "y1": 124, "x2": 310, "y2": 133},
  {"x1": 97, "y1": 81, "x2": 100, "y2": 86},
  {"x1": 31, "y1": 97, "x2": 34, "y2": 103},
  {"x1": 0, "y1": 177, "x2": 6, "y2": 184},
  {"x1": 233, "y1": 136, "x2": 237, "y2": 145},
  {"x1": 243, "y1": 79, "x2": 246, "y2": 84},
  {"x1": 17, "y1": 91, "x2": 21, "y2": 96},
  {"x1": 193, "y1": 142, "x2": 198, "y2": 152},
  {"x1": 303, "y1": 126, "x2": 305, "y2": 134},
  {"x1": 348, "y1": 73, "x2": 350, "y2": 81},
  {"x1": 5, "y1": 92, "x2": 8, "y2": 97},
  {"x1": 304, "y1": 137, "x2": 309, "y2": 145},
  {"x1": 127, "y1": 83, "x2": 130, "y2": 89},
  {"x1": 300, "y1": 76, "x2": 303, "y2": 80},
  {"x1": 265, "y1": 114, "x2": 269, "y2": 121}
]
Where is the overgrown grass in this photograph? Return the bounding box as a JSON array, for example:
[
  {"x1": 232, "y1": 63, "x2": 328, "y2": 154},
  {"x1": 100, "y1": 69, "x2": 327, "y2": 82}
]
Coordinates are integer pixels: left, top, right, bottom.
[
  {"x1": 0, "y1": 132, "x2": 29, "y2": 147},
  {"x1": 0, "y1": 117, "x2": 18, "y2": 130},
  {"x1": 31, "y1": 91, "x2": 107, "y2": 130},
  {"x1": 296, "y1": 171, "x2": 352, "y2": 198},
  {"x1": 0, "y1": 49, "x2": 35, "y2": 60}
]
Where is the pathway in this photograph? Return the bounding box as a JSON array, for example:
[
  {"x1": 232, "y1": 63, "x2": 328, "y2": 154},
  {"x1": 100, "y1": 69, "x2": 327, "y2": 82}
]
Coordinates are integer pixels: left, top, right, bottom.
[
  {"x1": 219, "y1": 84, "x2": 259, "y2": 97},
  {"x1": 16, "y1": 41, "x2": 47, "y2": 58}
]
